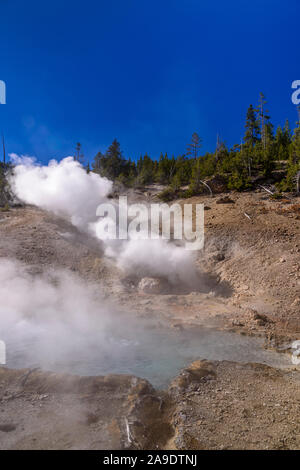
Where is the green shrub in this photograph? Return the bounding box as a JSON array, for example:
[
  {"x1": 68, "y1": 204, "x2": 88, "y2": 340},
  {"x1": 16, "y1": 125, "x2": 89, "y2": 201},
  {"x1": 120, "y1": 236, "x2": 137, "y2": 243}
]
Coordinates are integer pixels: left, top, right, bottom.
[
  {"x1": 157, "y1": 187, "x2": 177, "y2": 202},
  {"x1": 0, "y1": 203, "x2": 10, "y2": 212},
  {"x1": 227, "y1": 172, "x2": 252, "y2": 191}
]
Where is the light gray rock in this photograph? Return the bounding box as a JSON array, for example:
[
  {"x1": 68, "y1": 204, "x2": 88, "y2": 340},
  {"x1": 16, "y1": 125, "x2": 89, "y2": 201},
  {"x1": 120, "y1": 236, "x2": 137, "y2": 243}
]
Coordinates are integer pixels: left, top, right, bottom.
[{"x1": 138, "y1": 277, "x2": 162, "y2": 294}]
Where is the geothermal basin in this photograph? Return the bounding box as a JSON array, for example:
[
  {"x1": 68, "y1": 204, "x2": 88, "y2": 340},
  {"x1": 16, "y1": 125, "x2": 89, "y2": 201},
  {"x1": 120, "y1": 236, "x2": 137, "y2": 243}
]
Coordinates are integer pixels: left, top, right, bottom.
[{"x1": 3, "y1": 316, "x2": 291, "y2": 388}]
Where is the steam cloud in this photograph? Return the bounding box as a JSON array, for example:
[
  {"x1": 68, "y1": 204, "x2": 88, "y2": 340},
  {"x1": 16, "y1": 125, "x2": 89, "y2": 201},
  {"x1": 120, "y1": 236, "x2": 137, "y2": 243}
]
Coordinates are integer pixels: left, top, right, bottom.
[
  {"x1": 0, "y1": 258, "x2": 147, "y2": 373},
  {"x1": 2, "y1": 156, "x2": 201, "y2": 380},
  {"x1": 9, "y1": 155, "x2": 112, "y2": 229},
  {"x1": 8, "y1": 155, "x2": 197, "y2": 285}
]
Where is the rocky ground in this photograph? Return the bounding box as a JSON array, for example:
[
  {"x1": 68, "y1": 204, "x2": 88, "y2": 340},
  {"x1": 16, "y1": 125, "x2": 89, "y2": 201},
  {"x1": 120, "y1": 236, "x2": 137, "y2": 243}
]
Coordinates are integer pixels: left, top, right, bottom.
[
  {"x1": 0, "y1": 367, "x2": 170, "y2": 450},
  {"x1": 167, "y1": 359, "x2": 300, "y2": 450},
  {"x1": 0, "y1": 360, "x2": 299, "y2": 450},
  {"x1": 184, "y1": 190, "x2": 300, "y2": 343},
  {"x1": 0, "y1": 190, "x2": 299, "y2": 449}
]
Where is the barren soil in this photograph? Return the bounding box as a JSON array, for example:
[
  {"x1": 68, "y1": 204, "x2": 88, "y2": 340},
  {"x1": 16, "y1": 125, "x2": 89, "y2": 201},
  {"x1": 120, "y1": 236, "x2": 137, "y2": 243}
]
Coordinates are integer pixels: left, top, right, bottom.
[{"x1": 0, "y1": 190, "x2": 299, "y2": 450}]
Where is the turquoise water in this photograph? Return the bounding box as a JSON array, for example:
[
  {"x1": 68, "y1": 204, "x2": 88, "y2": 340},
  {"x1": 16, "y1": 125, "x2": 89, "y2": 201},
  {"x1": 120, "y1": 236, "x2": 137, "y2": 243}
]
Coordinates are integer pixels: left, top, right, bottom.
[{"x1": 4, "y1": 318, "x2": 290, "y2": 388}]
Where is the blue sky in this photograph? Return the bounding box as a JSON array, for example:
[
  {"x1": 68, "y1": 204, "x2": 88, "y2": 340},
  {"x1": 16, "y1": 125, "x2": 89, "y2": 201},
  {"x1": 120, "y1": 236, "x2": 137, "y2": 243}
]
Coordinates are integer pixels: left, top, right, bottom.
[{"x1": 0, "y1": 0, "x2": 299, "y2": 164}]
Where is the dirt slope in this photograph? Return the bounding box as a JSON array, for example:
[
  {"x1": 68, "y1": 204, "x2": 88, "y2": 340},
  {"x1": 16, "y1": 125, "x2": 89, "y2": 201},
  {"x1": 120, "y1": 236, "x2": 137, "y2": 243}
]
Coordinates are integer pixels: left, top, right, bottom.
[
  {"x1": 178, "y1": 191, "x2": 300, "y2": 342},
  {"x1": 0, "y1": 192, "x2": 299, "y2": 449}
]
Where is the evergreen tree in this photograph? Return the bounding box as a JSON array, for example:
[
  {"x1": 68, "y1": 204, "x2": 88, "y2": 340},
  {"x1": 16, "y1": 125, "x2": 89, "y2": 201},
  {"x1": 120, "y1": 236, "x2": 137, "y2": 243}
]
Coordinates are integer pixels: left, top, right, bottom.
[
  {"x1": 174, "y1": 155, "x2": 192, "y2": 184},
  {"x1": 156, "y1": 153, "x2": 176, "y2": 184},
  {"x1": 74, "y1": 142, "x2": 84, "y2": 164},
  {"x1": 136, "y1": 154, "x2": 155, "y2": 185},
  {"x1": 244, "y1": 104, "x2": 260, "y2": 148},
  {"x1": 170, "y1": 173, "x2": 182, "y2": 191},
  {"x1": 283, "y1": 119, "x2": 292, "y2": 145},
  {"x1": 254, "y1": 94, "x2": 275, "y2": 176},
  {"x1": 290, "y1": 122, "x2": 300, "y2": 165},
  {"x1": 188, "y1": 159, "x2": 203, "y2": 194},
  {"x1": 87, "y1": 95, "x2": 299, "y2": 196},
  {"x1": 274, "y1": 125, "x2": 290, "y2": 162},
  {"x1": 92, "y1": 151, "x2": 105, "y2": 173},
  {"x1": 256, "y1": 93, "x2": 271, "y2": 150},
  {"x1": 94, "y1": 139, "x2": 129, "y2": 180},
  {"x1": 186, "y1": 132, "x2": 202, "y2": 158}
]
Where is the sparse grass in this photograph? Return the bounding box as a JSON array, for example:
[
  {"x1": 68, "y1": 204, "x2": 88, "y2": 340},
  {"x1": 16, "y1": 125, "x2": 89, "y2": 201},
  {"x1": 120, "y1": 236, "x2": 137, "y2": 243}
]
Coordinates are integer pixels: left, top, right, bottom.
[
  {"x1": 269, "y1": 192, "x2": 283, "y2": 200},
  {"x1": 0, "y1": 203, "x2": 10, "y2": 212}
]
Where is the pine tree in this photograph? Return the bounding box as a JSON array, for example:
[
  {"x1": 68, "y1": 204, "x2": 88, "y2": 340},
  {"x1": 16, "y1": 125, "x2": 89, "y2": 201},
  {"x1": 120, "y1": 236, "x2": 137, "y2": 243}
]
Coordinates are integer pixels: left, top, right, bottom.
[
  {"x1": 174, "y1": 155, "x2": 192, "y2": 184},
  {"x1": 275, "y1": 124, "x2": 290, "y2": 162},
  {"x1": 283, "y1": 119, "x2": 292, "y2": 145},
  {"x1": 290, "y1": 123, "x2": 300, "y2": 165},
  {"x1": 244, "y1": 105, "x2": 260, "y2": 148},
  {"x1": 170, "y1": 173, "x2": 182, "y2": 191},
  {"x1": 136, "y1": 154, "x2": 155, "y2": 185},
  {"x1": 74, "y1": 142, "x2": 84, "y2": 164},
  {"x1": 188, "y1": 159, "x2": 203, "y2": 194},
  {"x1": 103, "y1": 139, "x2": 127, "y2": 180},
  {"x1": 92, "y1": 151, "x2": 105, "y2": 173},
  {"x1": 156, "y1": 153, "x2": 174, "y2": 184},
  {"x1": 256, "y1": 93, "x2": 271, "y2": 150},
  {"x1": 92, "y1": 140, "x2": 129, "y2": 180},
  {"x1": 186, "y1": 132, "x2": 202, "y2": 159},
  {"x1": 254, "y1": 94, "x2": 275, "y2": 176}
]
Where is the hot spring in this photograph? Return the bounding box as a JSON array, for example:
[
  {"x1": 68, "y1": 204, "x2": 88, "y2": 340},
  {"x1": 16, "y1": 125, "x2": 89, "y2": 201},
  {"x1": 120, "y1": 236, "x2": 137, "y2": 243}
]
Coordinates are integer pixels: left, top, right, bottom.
[
  {"x1": 3, "y1": 317, "x2": 291, "y2": 389},
  {"x1": 0, "y1": 258, "x2": 291, "y2": 388}
]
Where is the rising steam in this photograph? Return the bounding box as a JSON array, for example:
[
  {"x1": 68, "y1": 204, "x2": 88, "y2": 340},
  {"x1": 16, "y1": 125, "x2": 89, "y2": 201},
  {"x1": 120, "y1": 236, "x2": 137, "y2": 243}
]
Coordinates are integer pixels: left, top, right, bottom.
[
  {"x1": 9, "y1": 155, "x2": 112, "y2": 229},
  {"x1": 0, "y1": 258, "x2": 156, "y2": 374},
  {"x1": 9, "y1": 155, "x2": 197, "y2": 285}
]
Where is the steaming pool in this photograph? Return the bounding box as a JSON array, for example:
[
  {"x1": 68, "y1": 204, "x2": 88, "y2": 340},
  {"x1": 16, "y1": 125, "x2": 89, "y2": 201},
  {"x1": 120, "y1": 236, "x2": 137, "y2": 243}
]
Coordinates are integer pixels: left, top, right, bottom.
[{"x1": 3, "y1": 318, "x2": 291, "y2": 388}]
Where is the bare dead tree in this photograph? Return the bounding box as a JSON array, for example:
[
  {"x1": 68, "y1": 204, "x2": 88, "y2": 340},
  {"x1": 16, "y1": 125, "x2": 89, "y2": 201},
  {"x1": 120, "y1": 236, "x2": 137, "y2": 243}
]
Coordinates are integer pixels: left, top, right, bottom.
[
  {"x1": 294, "y1": 171, "x2": 300, "y2": 194},
  {"x1": 199, "y1": 180, "x2": 213, "y2": 197},
  {"x1": 258, "y1": 92, "x2": 268, "y2": 150},
  {"x1": 258, "y1": 184, "x2": 274, "y2": 195}
]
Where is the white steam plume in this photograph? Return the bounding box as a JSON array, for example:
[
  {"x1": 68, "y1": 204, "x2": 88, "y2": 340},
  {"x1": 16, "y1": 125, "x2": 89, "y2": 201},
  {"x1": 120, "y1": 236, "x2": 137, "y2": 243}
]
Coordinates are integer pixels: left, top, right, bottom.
[
  {"x1": 9, "y1": 155, "x2": 112, "y2": 229},
  {"x1": 0, "y1": 258, "x2": 154, "y2": 374},
  {"x1": 9, "y1": 155, "x2": 197, "y2": 285},
  {"x1": 116, "y1": 238, "x2": 197, "y2": 285}
]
